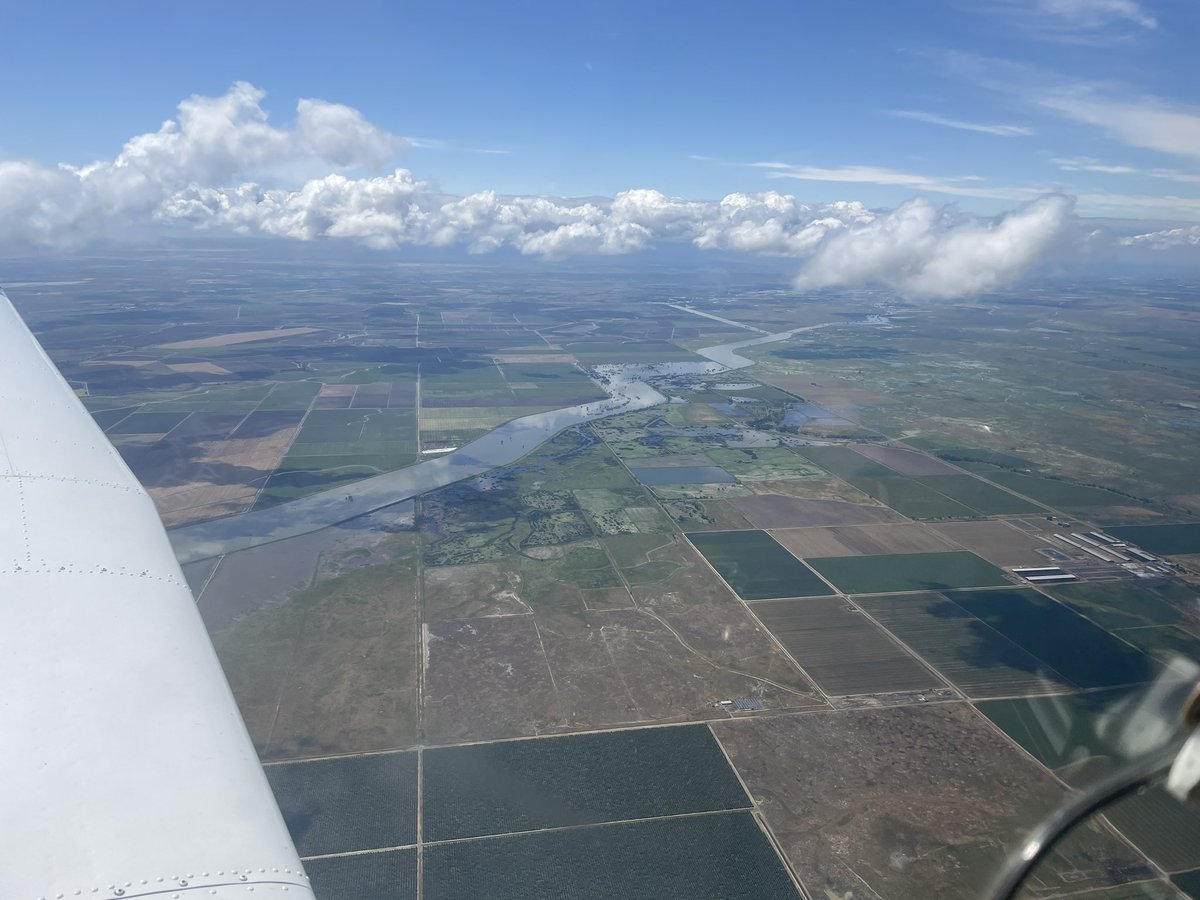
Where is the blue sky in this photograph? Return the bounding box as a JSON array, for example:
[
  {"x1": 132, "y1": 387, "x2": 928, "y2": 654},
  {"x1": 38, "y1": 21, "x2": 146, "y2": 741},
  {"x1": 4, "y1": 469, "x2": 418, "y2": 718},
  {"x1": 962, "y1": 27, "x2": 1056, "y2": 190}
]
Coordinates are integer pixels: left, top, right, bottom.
[{"x1": 3, "y1": 0, "x2": 1198, "y2": 217}]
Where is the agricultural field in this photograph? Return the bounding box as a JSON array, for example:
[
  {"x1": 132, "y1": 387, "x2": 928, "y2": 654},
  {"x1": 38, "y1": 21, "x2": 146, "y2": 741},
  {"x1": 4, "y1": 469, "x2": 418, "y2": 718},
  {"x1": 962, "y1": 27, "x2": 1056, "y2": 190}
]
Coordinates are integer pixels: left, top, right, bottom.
[
  {"x1": 929, "y1": 519, "x2": 1059, "y2": 568},
  {"x1": 423, "y1": 812, "x2": 800, "y2": 900},
  {"x1": 859, "y1": 593, "x2": 1077, "y2": 697},
  {"x1": 1108, "y1": 523, "x2": 1200, "y2": 556},
  {"x1": 769, "y1": 522, "x2": 960, "y2": 558},
  {"x1": 422, "y1": 726, "x2": 749, "y2": 840},
  {"x1": 305, "y1": 850, "x2": 418, "y2": 900},
  {"x1": 805, "y1": 550, "x2": 1011, "y2": 594},
  {"x1": 19, "y1": 255, "x2": 1200, "y2": 899},
  {"x1": 266, "y1": 750, "x2": 418, "y2": 856},
  {"x1": 687, "y1": 529, "x2": 835, "y2": 600},
  {"x1": 952, "y1": 588, "x2": 1159, "y2": 690},
  {"x1": 752, "y1": 597, "x2": 942, "y2": 695}
]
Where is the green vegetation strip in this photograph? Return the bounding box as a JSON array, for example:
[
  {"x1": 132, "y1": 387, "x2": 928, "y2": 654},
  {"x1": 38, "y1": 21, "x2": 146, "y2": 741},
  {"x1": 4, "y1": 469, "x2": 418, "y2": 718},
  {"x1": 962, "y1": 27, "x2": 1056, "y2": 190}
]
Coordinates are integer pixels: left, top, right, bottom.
[
  {"x1": 266, "y1": 751, "x2": 418, "y2": 857},
  {"x1": 422, "y1": 726, "x2": 750, "y2": 842},
  {"x1": 422, "y1": 812, "x2": 801, "y2": 900},
  {"x1": 1107, "y1": 524, "x2": 1200, "y2": 556},
  {"x1": 687, "y1": 530, "x2": 834, "y2": 600},
  {"x1": 806, "y1": 551, "x2": 1009, "y2": 595}
]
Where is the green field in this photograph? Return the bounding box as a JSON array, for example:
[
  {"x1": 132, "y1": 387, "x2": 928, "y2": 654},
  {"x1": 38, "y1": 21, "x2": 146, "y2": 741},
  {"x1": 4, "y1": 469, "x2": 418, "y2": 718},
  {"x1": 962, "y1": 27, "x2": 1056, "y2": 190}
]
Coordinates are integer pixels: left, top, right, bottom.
[
  {"x1": 423, "y1": 726, "x2": 749, "y2": 841},
  {"x1": 266, "y1": 751, "x2": 418, "y2": 857},
  {"x1": 306, "y1": 849, "x2": 417, "y2": 900},
  {"x1": 860, "y1": 593, "x2": 1075, "y2": 697},
  {"x1": 422, "y1": 812, "x2": 801, "y2": 900},
  {"x1": 1108, "y1": 524, "x2": 1200, "y2": 556},
  {"x1": 953, "y1": 589, "x2": 1159, "y2": 690},
  {"x1": 979, "y1": 470, "x2": 1135, "y2": 509},
  {"x1": 806, "y1": 551, "x2": 1010, "y2": 595},
  {"x1": 794, "y1": 445, "x2": 895, "y2": 480},
  {"x1": 687, "y1": 530, "x2": 835, "y2": 600},
  {"x1": 1048, "y1": 581, "x2": 1188, "y2": 631},
  {"x1": 915, "y1": 474, "x2": 1044, "y2": 515},
  {"x1": 977, "y1": 688, "x2": 1147, "y2": 771},
  {"x1": 105, "y1": 410, "x2": 191, "y2": 434}
]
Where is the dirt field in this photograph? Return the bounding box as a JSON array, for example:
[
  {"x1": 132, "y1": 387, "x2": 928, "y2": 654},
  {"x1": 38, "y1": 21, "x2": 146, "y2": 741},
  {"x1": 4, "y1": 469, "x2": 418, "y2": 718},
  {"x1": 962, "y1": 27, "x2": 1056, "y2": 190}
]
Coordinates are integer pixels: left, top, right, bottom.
[
  {"x1": 158, "y1": 326, "x2": 321, "y2": 349},
  {"x1": 730, "y1": 495, "x2": 906, "y2": 529},
  {"x1": 167, "y1": 361, "x2": 232, "y2": 375},
  {"x1": 626, "y1": 537, "x2": 740, "y2": 606},
  {"x1": 771, "y1": 523, "x2": 961, "y2": 558},
  {"x1": 712, "y1": 703, "x2": 1154, "y2": 899},
  {"x1": 852, "y1": 443, "x2": 961, "y2": 476},
  {"x1": 929, "y1": 519, "x2": 1057, "y2": 567},
  {"x1": 423, "y1": 562, "x2": 535, "y2": 620},
  {"x1": 213, "y1": 533, "x2": 420, "y2": 760}
]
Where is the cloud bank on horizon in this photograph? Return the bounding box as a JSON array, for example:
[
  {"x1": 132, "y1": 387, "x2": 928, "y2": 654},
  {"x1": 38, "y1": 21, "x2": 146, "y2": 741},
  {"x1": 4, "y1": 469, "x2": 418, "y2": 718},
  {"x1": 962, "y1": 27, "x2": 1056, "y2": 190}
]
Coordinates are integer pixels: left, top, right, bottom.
[{"x1": 0, "y1": 83, "x2": 1187, "y2": 299}]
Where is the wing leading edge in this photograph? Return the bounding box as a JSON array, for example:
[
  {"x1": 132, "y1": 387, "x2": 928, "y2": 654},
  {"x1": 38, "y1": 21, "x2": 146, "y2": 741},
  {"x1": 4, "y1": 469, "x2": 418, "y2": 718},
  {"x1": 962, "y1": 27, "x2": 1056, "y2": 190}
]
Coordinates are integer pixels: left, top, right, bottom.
[{"x1": 0, "y1": 290, "x2": 314, "y2": 900}]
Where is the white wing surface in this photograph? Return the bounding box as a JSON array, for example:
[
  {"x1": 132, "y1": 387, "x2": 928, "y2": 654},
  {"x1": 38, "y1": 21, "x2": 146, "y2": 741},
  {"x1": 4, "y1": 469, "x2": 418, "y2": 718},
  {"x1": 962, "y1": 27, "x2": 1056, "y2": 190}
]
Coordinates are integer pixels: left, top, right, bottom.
[{"x1": 0, "y1": 290, "x2": 315, "y2": 900}]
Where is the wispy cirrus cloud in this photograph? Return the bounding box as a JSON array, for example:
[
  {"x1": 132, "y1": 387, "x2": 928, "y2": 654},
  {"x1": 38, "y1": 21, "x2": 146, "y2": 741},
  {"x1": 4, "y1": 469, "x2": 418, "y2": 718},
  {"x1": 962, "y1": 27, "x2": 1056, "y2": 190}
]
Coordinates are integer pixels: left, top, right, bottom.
[
  {"x1": 1053, "y1": 157, "x2": 1200, "y2": 185},
  {"x1": 751, "y1": 161, "x2": 1043, "y2": 202},
  {"x1": 888, "y1": 109, "x2": 1034, "y2": 137},
  {"x1": 974, "y1": 0, "x2": 1157, "y2": 42},
  {"x1": 1038, "y1": 88, "x2": 1200, "y2": 163}
]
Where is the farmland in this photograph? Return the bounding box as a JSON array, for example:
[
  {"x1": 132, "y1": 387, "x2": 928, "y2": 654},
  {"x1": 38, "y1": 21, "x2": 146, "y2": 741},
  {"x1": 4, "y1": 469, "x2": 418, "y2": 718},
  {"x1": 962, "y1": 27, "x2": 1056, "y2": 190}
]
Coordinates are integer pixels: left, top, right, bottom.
[
  {"x1": 13, "y1": 253, "x2": 1200, "y2": 899},
  {"x1": 687, "y1": 529, "x2": 835, "y2": 600},
  {"x1": 805, "y1": 550, "x2": 1011, "y2": 594},
  {"x1": 752, "y1": 597, "x2": 942, "y2": 695},
  {"x1": 422, "y1": 726, "x2": 749, "y2": 841}
]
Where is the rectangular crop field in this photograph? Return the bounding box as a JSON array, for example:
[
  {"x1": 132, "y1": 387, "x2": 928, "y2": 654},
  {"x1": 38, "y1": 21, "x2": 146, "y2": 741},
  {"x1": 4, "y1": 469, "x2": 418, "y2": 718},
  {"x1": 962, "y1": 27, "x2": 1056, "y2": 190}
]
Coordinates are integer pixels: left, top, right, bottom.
[
  {"x1": 752, "y1": 597, "x2": 941, "y2": 695},
  {"x1": 422, "y1": 812, "x2": 801, "y2": 900},
  {"x1": 687, "y1": 530, "x2": 835, "y2": 600},
  {"x1": 1048, "y1": 581, "x2": 1187, "y2": 631},
  {"x1": 952, "y1": 589, "x2": 1159, "y2": 689},
  {"x1": 105, "y1": 410, "x2": 191, "y2": 434},
  {"x1": 1107, "y1": 523, "x2": 1200, "y2": 556},
  {"x1": 915, "y1": 474, "x2": 1044, "y2": 515},
  {"x1": 980, "y1": 471, "x2": 1132, "y2": 509},
  {"x1": 305, "y1": 849, "x2": 417, "y2": 900},
  {"x1": 771, "y1": 523, "x2": 960, "y2": 558},
  {"x1": 850, "y1": 444, "x2": 961, "y2": 475},
  {"x1": 266, "y1": 750, "x2": 418, "y2": 857},
  {"x1": 422, "y1": 725, "x2": 749, "y2": 841},
  {"x1": 806, "y1": 551, "x2": 1010, "y2": 594},
  {"x1": 859, "y1": 593, "x2": 1075, "y2": 697}
]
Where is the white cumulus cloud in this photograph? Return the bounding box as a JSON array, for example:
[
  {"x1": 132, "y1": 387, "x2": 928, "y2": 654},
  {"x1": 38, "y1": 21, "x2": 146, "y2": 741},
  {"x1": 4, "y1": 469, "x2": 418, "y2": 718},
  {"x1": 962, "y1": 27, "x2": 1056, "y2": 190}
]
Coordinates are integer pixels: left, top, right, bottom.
[
  {"x1": 1120, "y1": 226, "x2": 1200, "y2": 250},
  {"x1": 0, "y1": 83, "x2": 1096, "y2": 299},
  {"x1": 793, "y1": 194, "x2": 1076, "y2": 298},
  {"x1": 0, "y1": 82, "x2": 403, "y2": 250}
]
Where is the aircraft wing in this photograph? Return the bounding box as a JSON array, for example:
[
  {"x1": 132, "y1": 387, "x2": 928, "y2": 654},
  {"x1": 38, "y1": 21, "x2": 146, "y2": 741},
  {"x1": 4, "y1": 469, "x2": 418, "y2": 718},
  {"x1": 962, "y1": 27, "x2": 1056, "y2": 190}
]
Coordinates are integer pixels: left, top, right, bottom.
[{"x1": 0, "y1": 290, "x2": 314, "y2": 900}]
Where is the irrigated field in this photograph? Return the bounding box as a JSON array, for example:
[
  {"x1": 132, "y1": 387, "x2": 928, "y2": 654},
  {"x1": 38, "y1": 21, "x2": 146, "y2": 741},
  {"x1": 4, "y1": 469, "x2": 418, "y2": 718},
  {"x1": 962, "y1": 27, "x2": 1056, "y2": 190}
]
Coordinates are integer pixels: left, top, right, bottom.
[
  {"x1": 1108, "y1": 523, "x2": 1200, "y2": 556},
  {"x1": 422, "y1": 726, "x2": 750, "y2": 841},
  {"x1": 422, "y1": 812, "x2": 801, "y2": 900},
  {"x1": 266, "y1": 750, "x2": 418, "y2": 856},
  {"x1": 687, "y1": 530, "x2": 834, "y2": 600},
  {"x1": 859, "y1": 593, "x2": 1076, "y2": 697},
  {"x1": 952, "y1": 588, "x2": 1159, "y2": 690},
  {"x1": 806, "y1": 550, "x2": 1011, "y2": 594}
]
